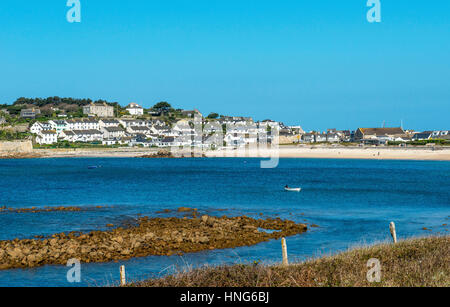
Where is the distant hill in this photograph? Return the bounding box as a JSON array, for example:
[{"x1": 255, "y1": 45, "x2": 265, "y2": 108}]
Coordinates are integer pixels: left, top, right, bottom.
[
  {"x1": 0, "y1": 97, "x2": 123, "y2": 118},
  {"x1": 12, "y1": 97, "x2": 119, "y2": 108}
]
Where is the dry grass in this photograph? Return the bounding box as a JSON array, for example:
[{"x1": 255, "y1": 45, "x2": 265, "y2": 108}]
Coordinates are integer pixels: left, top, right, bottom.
[{"x1": 132, "y1": 236, "x2": 449, "y2": 287}]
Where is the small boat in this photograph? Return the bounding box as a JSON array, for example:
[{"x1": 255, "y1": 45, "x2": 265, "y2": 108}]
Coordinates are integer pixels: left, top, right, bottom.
[
  {"x1": 285, "y1": 187, "x2": 301, "y2": 192},
  {"x1": 88, "y1": 166, "x2": 101, "y2": 170}
]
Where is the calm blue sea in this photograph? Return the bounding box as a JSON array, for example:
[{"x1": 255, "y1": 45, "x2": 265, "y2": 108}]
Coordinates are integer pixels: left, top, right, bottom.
[{"x1": 0, "y1": 158, "x2": 449, "y2": 287}]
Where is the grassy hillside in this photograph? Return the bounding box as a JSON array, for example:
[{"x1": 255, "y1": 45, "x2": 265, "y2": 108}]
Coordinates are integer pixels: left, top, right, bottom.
[{"x1": 131, "y1": 236, "x2": 449, "y2": 287}]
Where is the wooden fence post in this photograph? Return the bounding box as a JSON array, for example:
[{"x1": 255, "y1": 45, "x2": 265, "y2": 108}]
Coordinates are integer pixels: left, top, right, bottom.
[
  {"x1": 120, "y1": 265, "x2": 126, "y2": 286},
  {"x1": 281, "y1": 238, "x2": 289, "y2": 266},
  {"x1": 390, "y1": 222, "x2": 397, "y2": 244}
]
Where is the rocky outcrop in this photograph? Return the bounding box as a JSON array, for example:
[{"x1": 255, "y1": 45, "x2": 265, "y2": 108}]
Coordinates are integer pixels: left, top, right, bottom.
[
  {"x1": 141, "y1": 150, "x2": 174, "y2": 158},
  {"x1": 0, "y1": 153, "x2": 41, "y2": 159},
  {"x1": 140, "y1": 150, "x2": 207, "y2": 158},
  {"x1": 0, "y1": 215, "x2": 307, "y2": 270}
]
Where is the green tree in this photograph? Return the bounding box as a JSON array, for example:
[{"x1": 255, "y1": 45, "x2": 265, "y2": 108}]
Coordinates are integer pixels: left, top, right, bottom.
[
  {"x1": 152, "y1": 102, "x2": 172, "y2": 114},
  {"x1": 207, "y1": 113, "x2": 219, "y2": 119}
]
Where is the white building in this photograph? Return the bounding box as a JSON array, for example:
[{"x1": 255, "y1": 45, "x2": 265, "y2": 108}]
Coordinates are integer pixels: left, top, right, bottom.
[
  {"x1": 127, "y1": 126, "x2": 152, "y2": 136},
  {"x1": 148, "y1": 119, "x2": 165, "y2": 127},
  {"x1": 119, "y1": 119, "x2": 147, "y2": 128},
  {"x1": 61, "y1": 130, "x2": 103, "y2": 143},
  {"x1": 173, "y1": 120, "x2": 197, "y2": 137},
  {"x1": 48, "y1": 120, "x2": 68, "y2": 136},
  {"x1": 150, "y1": 125, "x2": 173, "y2": 136},
  {"x1": 126, "y1": 103, "x2": 144, "y2": 116},
  {"x1": 258, "y1": 120, "x2": 280, "y2": 130},
  {"x1": 224, "y1": 133, "x2": 246, "y2": 147},
  {"x1": 36, "y1": 130, "x2": 58, "y2": 145},
  {"x1": 102, "y1": 126, "x2": 126, "y2": 139},
  {"x1": 30, "y1": 122, "x2": 52, "y2": 134},
  {"x1": 102, "y1": 139, "x2": 118, "y2": 146},
  {"x1": 218, "y1": 116, "x2": 254, "y2": 126},
  {"x1": 83, "y1": 103, "x2": 114, "y2": 118},
  {"x1": 203, "y1": 121, "x2": 223, "y2": 134},
  {"x1": 181, "y1": 109, "x2": 203, "y2": 119},
  {"x1": 66, "y1": 119, "x2": 99, "y2": 131},
  {"x1": 60, "y1": 130, "x2": 76, "y2": 143},
  {"x1": 431, "y1": 130, "x2": 450, "y2": 139},
  {"x1": 326, "y1": 133, "x2": 341, "y2": 143},
  {"x1": 315, "y1": 133, "x2": 328, "y2": 143},
  {"x1": 203, "y1": 134, "x2": 223, "y2": 149},
  {"x1": 289, "y1": 126, "x2": 305, "y2": 135},
  {"x1": 99, "y1": 119, "x2": 121, "y2": 128},
  {"x1": 158, "y1": 137, "x2": 180, "y2": 147},
  {"x1": 225, "y1": 124, "x2": 258, "y2": 147}
]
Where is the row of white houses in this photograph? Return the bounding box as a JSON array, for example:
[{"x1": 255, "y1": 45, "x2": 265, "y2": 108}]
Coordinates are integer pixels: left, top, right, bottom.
[
  {"x1": 412, "y1": 130, "x2": 450, "y2": 141},
  {"x1": 31, "y1": 118, "x2": 293, "y2": 147},
  {"x1": 31, "y1": 118, "x2": 166, "y2": 136},
  {"x1": 30, "y1": 117, "x2": 283, "y2": 135}
]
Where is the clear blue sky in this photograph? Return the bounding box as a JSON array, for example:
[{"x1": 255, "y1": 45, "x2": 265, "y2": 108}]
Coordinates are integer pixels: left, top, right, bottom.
[{"x1": 1, "y1": 0, "x2": 449, "y2": 131}]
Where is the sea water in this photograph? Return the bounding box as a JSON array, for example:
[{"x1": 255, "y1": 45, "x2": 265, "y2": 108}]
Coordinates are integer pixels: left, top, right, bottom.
[{"x1": 0, "y1": 158, "x2": 449, "y2": 286}]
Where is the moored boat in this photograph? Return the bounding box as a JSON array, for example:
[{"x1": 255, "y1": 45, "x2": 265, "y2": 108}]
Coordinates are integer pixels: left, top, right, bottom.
[{"x1": 285, "y1": 187, "x2": 301, "y2": 192}]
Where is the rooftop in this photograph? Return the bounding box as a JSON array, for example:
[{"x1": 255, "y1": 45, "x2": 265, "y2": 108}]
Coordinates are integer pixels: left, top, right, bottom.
[
  {"x1": 359, "y1": 128, "x2": 405, "y2": 136},
  {"x1": 40, "y1": 130, "x2": 57, "y2": 135},
  {"x1": 104, "y1": 127, "x2": 124, "y2": 132},
  {"x1": 72, "y1": 129, "x2": 102, "y2": 135}
]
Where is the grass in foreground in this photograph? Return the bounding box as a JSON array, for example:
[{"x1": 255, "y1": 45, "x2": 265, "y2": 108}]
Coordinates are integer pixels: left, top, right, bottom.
[{"x1": 132, "y1": 236, "x2": 449, "y2": 287}]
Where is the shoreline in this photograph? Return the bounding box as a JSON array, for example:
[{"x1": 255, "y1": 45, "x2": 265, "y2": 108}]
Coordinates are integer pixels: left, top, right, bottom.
[{"x1": 1, "y1": 146, "x2": 449, "y2": 161}]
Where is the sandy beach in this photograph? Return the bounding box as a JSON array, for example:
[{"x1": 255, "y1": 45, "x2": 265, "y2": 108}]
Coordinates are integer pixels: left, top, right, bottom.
[
  {"x1": 227, "y1": 146, "x2": 450, "y2": 161},
  {"x1": 19, "y1": 145, "x2": 450, "y2": 161}
]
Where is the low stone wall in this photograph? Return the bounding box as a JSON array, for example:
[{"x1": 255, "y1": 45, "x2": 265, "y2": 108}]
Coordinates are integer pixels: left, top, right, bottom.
[{"x1": 0, "y1": 141, "x2": 33, "y2": 153}]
